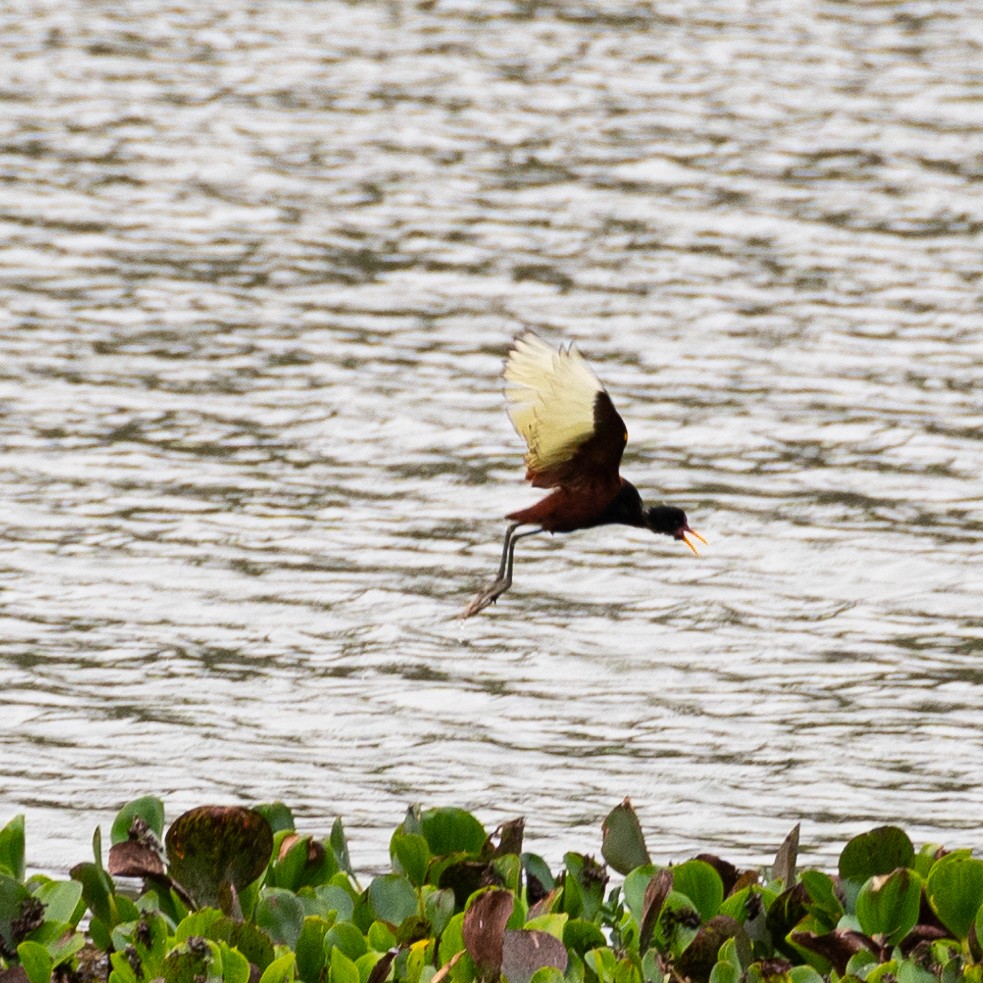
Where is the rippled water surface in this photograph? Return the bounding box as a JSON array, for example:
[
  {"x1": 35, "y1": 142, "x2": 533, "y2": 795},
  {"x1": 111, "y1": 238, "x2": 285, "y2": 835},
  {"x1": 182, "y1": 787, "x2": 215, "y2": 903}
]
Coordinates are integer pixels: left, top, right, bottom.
[{"x1": 2, "y1": 0, "x2": 982, "y2": 874}]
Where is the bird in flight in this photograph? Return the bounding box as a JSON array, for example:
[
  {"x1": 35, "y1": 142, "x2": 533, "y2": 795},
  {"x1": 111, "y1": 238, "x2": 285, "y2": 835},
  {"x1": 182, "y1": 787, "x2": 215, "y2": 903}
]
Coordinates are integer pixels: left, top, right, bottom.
[{"x1": 461, "y1": 332, "x2": 705, "y2": 618}]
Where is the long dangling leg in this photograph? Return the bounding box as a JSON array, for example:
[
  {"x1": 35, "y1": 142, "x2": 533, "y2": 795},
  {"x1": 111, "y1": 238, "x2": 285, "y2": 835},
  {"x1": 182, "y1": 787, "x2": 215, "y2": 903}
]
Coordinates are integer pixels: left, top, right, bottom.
[{"x1": 461, "y1": 523, "x2": 543, "y2": 618}]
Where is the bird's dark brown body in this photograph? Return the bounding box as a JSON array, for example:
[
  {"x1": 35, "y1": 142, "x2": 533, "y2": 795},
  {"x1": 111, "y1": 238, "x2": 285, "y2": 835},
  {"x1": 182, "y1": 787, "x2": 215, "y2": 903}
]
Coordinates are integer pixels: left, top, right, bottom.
[{"x1": 508, "y1": 476, "x2": 635, "y2": 533}]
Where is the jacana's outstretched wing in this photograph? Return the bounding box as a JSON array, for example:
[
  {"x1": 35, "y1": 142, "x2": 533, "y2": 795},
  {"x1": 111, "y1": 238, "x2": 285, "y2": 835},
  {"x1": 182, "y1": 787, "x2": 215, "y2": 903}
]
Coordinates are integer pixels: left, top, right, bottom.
[{"x1": 504, "y1": 332, "x2": 628, "y2": 490}]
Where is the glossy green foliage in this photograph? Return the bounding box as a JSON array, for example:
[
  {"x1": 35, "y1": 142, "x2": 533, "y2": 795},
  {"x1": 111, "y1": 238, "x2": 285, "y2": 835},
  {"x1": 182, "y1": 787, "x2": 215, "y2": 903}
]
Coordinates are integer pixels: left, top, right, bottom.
[
  {"x1": 111, "y1": 797, "x2": 166, "y2": 846},
  {"x1": 5, "y1": 801, "x2": 983, "y2": 983},
  {"x1": 0, "y1": 815, "x2": 25, "y2": 881},
  {"x1": 855, "y1": 867, "x2": 921, "y2": 943},
  {"x1": 600, "y1": 801, "x2": 650, "y2": 876},
  {"x1": 838, "y1": 826, "x2": 915, "y2": 884},
  {"x1": 0, "y1": 817, "x2": 86, "y2": 980},
  {"x1": 926, "y1": 855, "x2": 983, "y2": 940}
]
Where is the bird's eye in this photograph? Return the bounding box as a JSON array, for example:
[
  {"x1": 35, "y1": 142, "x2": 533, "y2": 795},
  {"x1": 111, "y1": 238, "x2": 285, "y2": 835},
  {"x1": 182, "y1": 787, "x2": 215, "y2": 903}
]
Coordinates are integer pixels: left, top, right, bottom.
[{"x1": 623, "y1": 431, "x2": 628, "y2": 442}]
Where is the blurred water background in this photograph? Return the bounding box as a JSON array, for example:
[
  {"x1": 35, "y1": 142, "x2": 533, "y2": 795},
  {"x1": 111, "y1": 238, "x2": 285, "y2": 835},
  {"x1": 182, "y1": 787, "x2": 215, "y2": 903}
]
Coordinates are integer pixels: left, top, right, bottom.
[{"x1": 1, "y1": 0, "x2": 981, "y2": 875}]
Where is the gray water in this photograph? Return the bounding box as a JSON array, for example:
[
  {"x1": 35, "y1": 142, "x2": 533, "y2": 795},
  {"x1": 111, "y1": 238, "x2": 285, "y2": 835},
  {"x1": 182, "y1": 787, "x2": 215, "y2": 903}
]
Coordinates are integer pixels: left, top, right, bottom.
[{"x1": 1, "y1": 0, "x2": 982, "y2": 877}]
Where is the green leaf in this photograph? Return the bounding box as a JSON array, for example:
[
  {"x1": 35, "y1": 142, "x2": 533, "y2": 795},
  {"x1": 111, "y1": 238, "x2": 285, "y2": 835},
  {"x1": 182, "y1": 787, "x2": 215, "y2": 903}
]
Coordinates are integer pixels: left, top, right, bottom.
[
  {"x1": 165, "y1": 806, "x2": 273, "y2": 911},
  {"x1": 210, "y1": 917, "x2": 276, "y2": 971},
  {"x1": 789, "y1": 968, "x2": 825, "y2": 983},
  {"x1": 845, "y1": 949, "x2": 879, "y2": 976},
  {"x1": 913, "y1": 844, "x2": 945, "y2": 879},
  {"x1": 217, "y1": 942, "x2": 251, "y2": 983},
  {"x1": 162, "y1": 939, "x2": 215, "y2": 983},
  {"x1": 331, "y1": 818, "x2": 354, "y2": 876},
  {"x1": 715, "y1": 937, "x2": 743, "y2": 973},
  {"x1": 295, "y1": 916, "x2": 331, "y2": 982},
  {"x1": 438, "y1": 913, "x2": 466, "y2": 964},
  {"x1": 69, "y1": 861, "x2": 117, "y2": 927},
  {"x1": 653, "y1": 890, "x2": 702, "y2": 959},
  {"x1": 0, "y1": 815, "x2": 26, "y2": 881},
  {"x1": 325, "y1": 920, "x2": 369, "y2": 961},
  {"x1": 111, "y1": 797, "x2": 165, "y2": 845},
  {"x1": 867, "y1": 960, "x2": 900, "y2": 983},
  {"x1": 672, "y1": 860, "x2": 724, "y2": 922},
  {"x1": 405, "y1": 940, "x2": 433, "y2": 983},
  {"x1": 254, "y1": 803, "x2": 296, "y2": 835},
  {"x1": 562, "y1": 853, "x2": 608, "y2": 922},
  {"x1": 88, "y1": 916, "x2": 112, "y2": 953},
  {"x1": 45, "y1": 930, "x2": 86, "y2": 967},
  {"x1": 260, "y1": 952, "x2": 296, "y2": 983},
  {"x1": 855, "y1": 868, "x2": 922, "y2": 944},
  {"x1": 110, "y1": 948, "x2": 140, "y2": 983},
  {"x1": 311, "y1": 884, "x2": 356, "y2": 921},
  {"x1": 897, "y1": 961, "x2": 937, "y2": 983},
  {"x1": 494, "y1": 854, "x2": 522, "y2": 895},
  {"x1": 392, "y1": 833, "x2": 431, "y2": 888},
  {"x1": 330, "y1": 946, "x2": 360, "y2": 983},
  {"x1": 524, "y1": 913, "x2": 568, "y2": 940},
  {"x1": 368, "y1": 919, "x2": 397, "y2": 951},
  {"x1": 368, "y1": 873, "x2": 419, "y2": 925},
  {"x1": 255, "y1": 888, "x2": 306, "y2": 947},
  {"x1": 32, "y1": 879, "x2": 84, "y2": 926},
  {"x1": 521, "y1": 853, "x2": 555, "y2": 896},
  {"x1": 927, "y1": 855, "x2": 983, "y2": 940},
  {"x1": 174, "y1": 908, "x2": 224, "y2": 943},
  {"x1": 839, "y1": 828, "x2": 914, "y2": 884},
  {"x1": 563, "y1": 919, "x2": 606, "y2": 956},
  {"x1": 112, "y1": 911, "x2": 168, "y2": 977},
  {"x1": 528, "y1": 968, "x2": 565, "y2": 983},
  {"x1": 600, "y1": 800, "x2": 650, "y2": 876},
  {"x1": 400, "y1": 806, "x2": 425, "y2": 838},
  {"x1": 623, "y1": 865, "x2": 661, "y2": 921},
  {"x1": 800, "y1": 871, "x2": 842, "y2": 919},
  {"x1": 269, "y1": 835, "x2": 339, "y2": 891},
  {"x1": 17, "y1": 940, "x2": 53, "y2": 983},
  {"x1": 424, "y1": 888, "x2": 455, "y2": 937},
  {"x1": 584, "y1": 947, "x2": 618, "y2": 983},
  {"x1": 420, "y1": 809, "x2": 487, "y2": 857},
  {"x1": 710, "y1": 960, "x2": 741, "y2": 983}
]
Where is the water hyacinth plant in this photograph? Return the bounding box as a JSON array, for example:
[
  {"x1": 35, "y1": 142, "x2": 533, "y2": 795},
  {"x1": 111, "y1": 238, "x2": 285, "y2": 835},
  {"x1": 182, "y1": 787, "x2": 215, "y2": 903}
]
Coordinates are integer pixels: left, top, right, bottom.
[{"x1": 0, "y1": 798, "x2": 982, "y2": 983}]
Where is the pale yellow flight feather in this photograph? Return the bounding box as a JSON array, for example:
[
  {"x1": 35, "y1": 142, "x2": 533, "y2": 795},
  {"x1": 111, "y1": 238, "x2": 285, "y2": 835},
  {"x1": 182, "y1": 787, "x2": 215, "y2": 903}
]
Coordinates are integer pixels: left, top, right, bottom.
[{"x1": 504, "y1": 332, "x2": 603, "y2": 474}]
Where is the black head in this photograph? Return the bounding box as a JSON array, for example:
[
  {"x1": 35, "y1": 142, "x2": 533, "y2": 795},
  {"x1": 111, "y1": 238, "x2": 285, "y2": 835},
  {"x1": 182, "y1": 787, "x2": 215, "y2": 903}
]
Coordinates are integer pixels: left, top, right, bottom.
[{"x1": 644, "y1": 505, "x2": 706, "y2": 555}]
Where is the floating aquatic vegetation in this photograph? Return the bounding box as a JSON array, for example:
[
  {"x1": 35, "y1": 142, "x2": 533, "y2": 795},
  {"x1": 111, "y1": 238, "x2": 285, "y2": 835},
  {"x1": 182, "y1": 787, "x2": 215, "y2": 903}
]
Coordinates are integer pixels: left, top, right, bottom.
[{"x1": 0, "y1": 800, "x2": 981, "y2": 983}]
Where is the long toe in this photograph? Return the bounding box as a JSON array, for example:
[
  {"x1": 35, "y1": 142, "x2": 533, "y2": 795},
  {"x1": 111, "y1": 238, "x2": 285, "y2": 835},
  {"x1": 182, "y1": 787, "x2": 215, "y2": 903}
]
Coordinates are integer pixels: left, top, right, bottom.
[{"x1": 460, "y1": 579, "x2": 509, "y2": 619}]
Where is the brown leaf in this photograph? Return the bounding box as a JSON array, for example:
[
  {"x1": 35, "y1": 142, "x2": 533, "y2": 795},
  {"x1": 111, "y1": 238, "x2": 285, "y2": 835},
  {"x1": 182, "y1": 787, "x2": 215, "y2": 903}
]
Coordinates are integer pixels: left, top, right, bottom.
[
  {"x1": 675, "y1": 916, "x2": 742, "y2": 983},
  {"x1": 694, "y1": 854, "x2": 740, "y2": 896},
  {"x1": 366, "y1": 948, "x2": 399, "y2": 983},
  {"x1": 772, "y1": 824, "x2": 800, "y2": 888},
  {"x1": 501, "y1": 930, "x2": 568, "y2": 983},
  {"x1": 639, "y1": 869, "x2": 673, "y2": 956},
  {"x1": 430, "y1": 951, "x2": 464, "y2": 983},
  {"x1": 730, "y1": 869, "x2": 761, "y2": 895},
  {"x1": 108, "y1": 840, "x2": 166, "y2": 879},
  {"x1": 462, "y1": 889, "x2": 515, "y2": 977},
  {"x1": 790, "y1": 928, "x2": 879, "y2": 975},
  {"x1": 493, "y1": 819, "x2": 525, "y2": 858},
  {"x1": 277, "y1": 834, "x2": 325, "y2": 866},
  {"x1": 527, "y1": 887, "x2": 562, "y2": 921},
  {"x1": 164, "y1": 805, "x2": 273, "y2": 912},
  {"x1": 900, "y1": 924, "x2": 953, "y2": 956}
]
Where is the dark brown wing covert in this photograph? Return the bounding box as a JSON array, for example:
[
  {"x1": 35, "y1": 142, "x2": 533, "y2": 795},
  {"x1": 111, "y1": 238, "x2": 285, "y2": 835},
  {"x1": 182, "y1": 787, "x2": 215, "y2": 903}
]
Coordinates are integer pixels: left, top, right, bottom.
[{"x1": 527, "y1": 391, "x2": 628, "y2": 490}]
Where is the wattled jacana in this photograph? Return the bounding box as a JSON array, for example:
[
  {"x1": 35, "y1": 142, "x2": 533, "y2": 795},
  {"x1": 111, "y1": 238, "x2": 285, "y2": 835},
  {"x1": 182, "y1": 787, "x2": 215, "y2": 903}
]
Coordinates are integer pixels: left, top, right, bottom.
[{"x1": 461, "y1": 332, "x2": 705, "y2": 618}]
